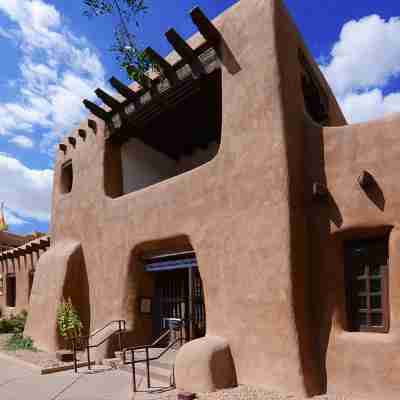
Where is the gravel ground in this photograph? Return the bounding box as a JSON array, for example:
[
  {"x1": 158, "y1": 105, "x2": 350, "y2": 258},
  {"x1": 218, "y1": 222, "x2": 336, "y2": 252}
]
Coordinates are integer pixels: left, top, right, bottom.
[
  {"x1": 197, "y1": 386, "x2": 296, "y2": 400},
  {"x1": 156, "y1": 386, "x2": 346, "y2": 400},
  {"x1": 0, "y1": 333, "x2": 86, "y2": 369}
]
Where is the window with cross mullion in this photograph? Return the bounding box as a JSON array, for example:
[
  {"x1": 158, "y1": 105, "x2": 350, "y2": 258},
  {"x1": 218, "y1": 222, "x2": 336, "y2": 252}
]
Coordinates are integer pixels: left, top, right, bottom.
[{"x1": 345, "y1": 237, "x2": 389, "y2": 333}]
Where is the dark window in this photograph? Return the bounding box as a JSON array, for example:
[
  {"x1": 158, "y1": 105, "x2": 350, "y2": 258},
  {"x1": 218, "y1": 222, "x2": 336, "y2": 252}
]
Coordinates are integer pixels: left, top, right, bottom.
[
  {"x1": 6, "y1": 273, "x2": 16, "y2": 308},
  {"x1": 61, "y1": 160, "x2": 73, "y2": 194},
  {"x1": 28, "y1": 270, "x2": 34, "y2": 299},
  {"x1": 298, "y1": 49, "x2": 330, "y2": 125},
  {"x1": 344, "y1": 237, "x2": 389, "y2": 333}
]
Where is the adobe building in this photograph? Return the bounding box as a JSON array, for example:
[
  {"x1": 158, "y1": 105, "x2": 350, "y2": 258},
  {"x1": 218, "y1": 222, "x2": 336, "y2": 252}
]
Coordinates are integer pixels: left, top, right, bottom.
[
  {"x1": 21, "y1": 0, "x2": 400, "y2": 398},
  {"x1": 0, "y1": 235, "x2": 50, "y2": 317}
]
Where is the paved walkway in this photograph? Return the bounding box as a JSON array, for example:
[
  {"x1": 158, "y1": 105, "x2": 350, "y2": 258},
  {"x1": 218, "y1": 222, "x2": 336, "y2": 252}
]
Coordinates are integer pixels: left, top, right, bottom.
[{"x1": 0, "y1": 354, "x2": 133, "y2": 400}]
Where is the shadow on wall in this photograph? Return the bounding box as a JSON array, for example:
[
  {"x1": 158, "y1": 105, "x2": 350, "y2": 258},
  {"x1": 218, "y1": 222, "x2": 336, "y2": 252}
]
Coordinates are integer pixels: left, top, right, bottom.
[
  {"x1": 303, "y1": 119, "x2": 342, "y2": 395},
  {"x1": 122, "y1": 235, "x2": 196, "y2": 349},
  {"x1": 58, "y1": 246, "x2": 90, "y2": 349}
]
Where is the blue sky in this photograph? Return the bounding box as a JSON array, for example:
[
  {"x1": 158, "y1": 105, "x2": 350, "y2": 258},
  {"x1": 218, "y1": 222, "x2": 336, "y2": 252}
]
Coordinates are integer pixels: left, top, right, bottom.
[{"x1": 0, "y1": 0, "x2": 399, "y2": 235}]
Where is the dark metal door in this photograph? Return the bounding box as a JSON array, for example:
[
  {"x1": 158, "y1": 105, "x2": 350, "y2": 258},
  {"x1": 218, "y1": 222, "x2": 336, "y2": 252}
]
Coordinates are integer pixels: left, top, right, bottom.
[{"x1": 152, "y1": 269, "x2": 189, "y2": 340}]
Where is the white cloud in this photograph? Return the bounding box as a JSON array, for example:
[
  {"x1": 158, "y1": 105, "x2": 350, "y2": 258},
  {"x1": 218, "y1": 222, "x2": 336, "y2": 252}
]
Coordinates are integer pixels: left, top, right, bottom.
[
  {"x1": 4, "y1": 208, "x2": 27, "y2": 226},
  {"x1": 9, "y1": 135, "x2": 34, "y2": 149},
  {"x1": 321, "y1": 15, "x2": 400, "y2": 123},
  {"x1": 0, "y1": 153, "x2": 52, "y2": 222},
  {"x1": 0, "y1": 0, "x2": 108, "y2": 150}
]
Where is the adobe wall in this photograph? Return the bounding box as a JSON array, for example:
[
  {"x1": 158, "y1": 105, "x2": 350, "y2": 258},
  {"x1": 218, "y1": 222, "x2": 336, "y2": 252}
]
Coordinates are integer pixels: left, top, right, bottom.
[
  {"x1": 305, "y1": 114, "x2": 400, "y2": 400},
  {"x1": 24, "y1": 0, "x2": 400, "y2": 398},
  {"x1": 0, "y1": 244, "x2": 49, "y2": 317},
  {"x1": 24, "y1": 0, "x2": 340, "y2": 396}
]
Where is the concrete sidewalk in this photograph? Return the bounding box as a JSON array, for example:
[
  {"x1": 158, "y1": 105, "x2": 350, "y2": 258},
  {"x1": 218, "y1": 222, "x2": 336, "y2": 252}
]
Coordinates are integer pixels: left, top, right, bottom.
[{"x1": 0, "y1": 354, "x2": 132, "y2": 400}]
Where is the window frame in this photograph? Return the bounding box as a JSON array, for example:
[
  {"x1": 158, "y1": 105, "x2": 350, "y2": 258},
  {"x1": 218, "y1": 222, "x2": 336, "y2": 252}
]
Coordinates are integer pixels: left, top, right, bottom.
[{"x1": 344, "y1": 237, "x2": 390, "y2": 334}]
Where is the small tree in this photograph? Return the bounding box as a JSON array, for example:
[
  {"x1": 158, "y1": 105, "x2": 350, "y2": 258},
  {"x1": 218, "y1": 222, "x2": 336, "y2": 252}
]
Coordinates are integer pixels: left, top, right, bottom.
[
  {"x1": 57, "y1": 298, "x2": 83, "y2": 344},
  {"x1": 83, "y1": 0, "x2": 158, "y2": 84}
]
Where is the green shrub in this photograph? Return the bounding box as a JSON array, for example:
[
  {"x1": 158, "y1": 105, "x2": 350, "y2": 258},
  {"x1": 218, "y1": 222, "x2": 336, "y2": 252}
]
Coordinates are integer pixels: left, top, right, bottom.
[
  {"x1": 57, "y1": 298, "x2": 83, "y2": 340},
  {"x1": 0, "y1": 310, "x2": 28, "y2": 334},
  {"x1": 0, "y1": 318, "x2": 13, "y2": 333},
  {"x1": 5, "y1": 333, "x2": 36, "y2": 351}
]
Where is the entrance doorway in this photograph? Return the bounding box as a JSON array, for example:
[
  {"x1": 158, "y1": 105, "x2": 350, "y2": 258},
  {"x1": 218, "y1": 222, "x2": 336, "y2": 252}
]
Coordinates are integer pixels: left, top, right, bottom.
[{"x1": 143, "y1": 250, "x2": 206, "y2": 342}]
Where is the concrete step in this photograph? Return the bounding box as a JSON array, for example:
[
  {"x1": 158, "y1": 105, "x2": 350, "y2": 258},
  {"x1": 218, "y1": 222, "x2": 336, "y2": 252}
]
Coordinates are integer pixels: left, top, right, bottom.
[
  {"x1": 122, "y1": 361, "x2": 173, "y2": 384},
  {"x1": 102, "y1": 357, "x2": 123, "y2": 369}
]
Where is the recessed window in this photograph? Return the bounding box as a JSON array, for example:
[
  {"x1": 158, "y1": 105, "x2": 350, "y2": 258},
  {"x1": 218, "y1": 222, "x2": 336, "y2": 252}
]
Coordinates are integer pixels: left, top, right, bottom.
[
  {"x1": 344, "y1": 237, "x2": 389, "y2": 333},
  {"x1": 298, "y1": 49, "x2": 329, "y2": 125},
  {"x1": 61, "y1": 160, "x2": 73, "y2": 194},
  {"x1": 28, "y1": 270, "x2": 34, "y2": 299},
  {"x1": 104, "y1": 68, "x2": 222, "y2": 198},
  {"x1": 6, "y1": 273, "x2": 16, "y2": 308}
]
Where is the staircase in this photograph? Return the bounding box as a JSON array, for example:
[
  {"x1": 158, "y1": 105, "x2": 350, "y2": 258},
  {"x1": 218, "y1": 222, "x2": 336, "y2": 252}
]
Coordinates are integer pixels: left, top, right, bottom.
[{"x1": 109, "y1": 318, "x2": 186, "y2": 394}]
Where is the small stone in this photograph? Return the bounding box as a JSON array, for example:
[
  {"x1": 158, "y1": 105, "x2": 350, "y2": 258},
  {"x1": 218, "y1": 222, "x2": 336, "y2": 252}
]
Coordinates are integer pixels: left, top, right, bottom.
[{"x1": 178, "y1": 392, "x2": 196, "y2": 400}]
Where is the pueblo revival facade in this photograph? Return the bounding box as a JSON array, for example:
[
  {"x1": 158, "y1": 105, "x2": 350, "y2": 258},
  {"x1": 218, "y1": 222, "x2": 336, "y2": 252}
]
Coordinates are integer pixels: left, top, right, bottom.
[
  {"x1": 0, "y1": 235, "x2": 50, "y2": 317},
  {"x1": 20, "y1": 0, "x2": 400, "y2": 398}
]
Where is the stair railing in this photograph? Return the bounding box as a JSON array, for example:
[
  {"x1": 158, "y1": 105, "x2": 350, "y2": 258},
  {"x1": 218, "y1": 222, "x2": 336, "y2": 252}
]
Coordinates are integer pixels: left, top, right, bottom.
[
  {"x1": 71, "y1": 319, "x2": 126, "y2": 373},
  {"x1": 122, "y1": 318, "x2": 185, "y2": 392}
]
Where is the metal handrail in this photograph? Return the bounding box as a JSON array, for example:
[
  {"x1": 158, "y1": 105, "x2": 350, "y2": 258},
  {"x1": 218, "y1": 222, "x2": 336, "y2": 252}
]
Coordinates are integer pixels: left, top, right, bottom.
[
  {"x1": 71, "y1": 319, "x2": 126, "y2": 373},
  {"x1": 122, "y1": 320, "x2": 185, "y2": 392}
]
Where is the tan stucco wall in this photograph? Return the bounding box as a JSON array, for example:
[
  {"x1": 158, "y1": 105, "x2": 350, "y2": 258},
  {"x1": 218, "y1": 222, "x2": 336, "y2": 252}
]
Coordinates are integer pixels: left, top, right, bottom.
[
  {"x1": 0, "y1": 248, "x2": 47, "y2": 316},
  {"x1": 23, "y1": 0, "x2": 400, "y2": 399},
  {"x1": 305, "y1": 114, "x2": 400, "y2": 400},
  {"x1": 28, "y1": 0, "x2": 329, "y2": 395}
]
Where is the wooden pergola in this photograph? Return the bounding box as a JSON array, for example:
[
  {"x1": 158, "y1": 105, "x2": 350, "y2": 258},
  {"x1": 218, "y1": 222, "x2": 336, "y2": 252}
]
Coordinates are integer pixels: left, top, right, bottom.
[
  {"x1": 0, "y1": 236, "x2": 50, "y2": 273},
  {"x1": 81, "y1": 7, "x2": 223, "y2": 160}
]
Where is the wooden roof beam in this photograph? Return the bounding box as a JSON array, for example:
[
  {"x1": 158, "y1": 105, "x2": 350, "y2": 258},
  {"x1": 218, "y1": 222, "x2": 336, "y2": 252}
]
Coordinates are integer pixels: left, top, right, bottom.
[
  {"x1": 125, "y1": 66, "x2": 158, "y2": 96},
  {"x1": 83, "y1": 100, "x2": 110, "y2": 121},
  {"x1": 165, "y1": 28, "x2": 205, "y2": 77},
  {"x1": 78, "y1": 129, "x2": 87, "y2": 140},
  {"x1": 59, "y1": 143, "x2": 67, "y2": 153},
  {"x1": 88, "y1": 119, "x2": 97, "y2": 134},
  {"x1": 190, "y1": 7, "x2": 221, "y2": 45},
  {"x1": 40, "y1": 238, "x2": 50, "y2": 247},
  {"x1": 94, "y1": 88, "x2": 122, "y2": 111},
  {"x1": 145, "y1": 47, "x2": 179, "y2": 85},
  {"x1": 68, "y1": 137, "x2": 76, "y2": 147},
  {"x1": 109, "y1": 76, "x2": 141, "y2": 107}
]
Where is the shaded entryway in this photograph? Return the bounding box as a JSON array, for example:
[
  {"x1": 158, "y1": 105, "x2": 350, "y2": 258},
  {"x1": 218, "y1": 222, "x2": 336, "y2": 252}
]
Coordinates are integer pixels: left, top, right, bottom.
[
  {"x1": 126, "y1": 236, "x2": 206, "y2": 347},
  {"x1": 143, "y1": 250, "x2": 206, "y2": 341}
]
